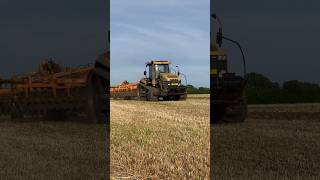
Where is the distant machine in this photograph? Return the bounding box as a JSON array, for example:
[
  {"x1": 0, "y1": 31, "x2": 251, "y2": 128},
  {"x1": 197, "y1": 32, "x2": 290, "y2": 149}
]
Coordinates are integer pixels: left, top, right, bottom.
[{"x1": 211, "y1": 13, "x2": 247, "y2": 122}]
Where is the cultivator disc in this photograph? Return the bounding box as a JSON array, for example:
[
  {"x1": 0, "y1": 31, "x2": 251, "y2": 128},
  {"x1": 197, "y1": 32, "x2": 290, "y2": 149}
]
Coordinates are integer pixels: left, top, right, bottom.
[{"x1": 0, "y1": 55, "x2": 109, "y2": 123}]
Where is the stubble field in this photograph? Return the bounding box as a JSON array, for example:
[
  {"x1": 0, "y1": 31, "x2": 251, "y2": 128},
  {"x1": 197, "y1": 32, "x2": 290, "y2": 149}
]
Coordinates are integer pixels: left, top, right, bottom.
[
  {"x1": 110, "y1": 94, "x2": 211, "y2": 179},
  {"x1": 111, "y1": 95, "x2": 320, "y2": 179},
  {"x1": 0, "y1": 119, "x2": 108, "y2": 179},
  {"x1": 213, "y1": 103, "x2": 320, "y2": 179},
  {"x1": 1, "y1": 95, "x2": 319, "y2": 179}
]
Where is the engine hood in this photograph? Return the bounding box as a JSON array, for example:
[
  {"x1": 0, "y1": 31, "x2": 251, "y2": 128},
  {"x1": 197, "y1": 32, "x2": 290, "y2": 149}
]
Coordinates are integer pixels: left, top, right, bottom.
[{"x1": 160, "y1": 73, "x2": 180, "y2": 82}]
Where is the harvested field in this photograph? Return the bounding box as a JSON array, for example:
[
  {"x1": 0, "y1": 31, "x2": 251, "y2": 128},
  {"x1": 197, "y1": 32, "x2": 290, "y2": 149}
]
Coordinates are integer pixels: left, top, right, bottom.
[
  {"x1": 0, "y1": 119, "x2": 108, "y2": 179},
  {"x1": 110, "y1": 94, "x2": 210, "y2": 179},
  {"x1": 213, "y1": 103, "x2": 320, "y2": 179},
  {"x1": 1, "y1": 94, "x2": 319, "y2": 179}
]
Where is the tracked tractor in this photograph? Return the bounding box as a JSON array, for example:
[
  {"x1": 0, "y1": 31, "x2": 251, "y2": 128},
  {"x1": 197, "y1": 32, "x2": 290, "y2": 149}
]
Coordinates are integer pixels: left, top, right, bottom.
[
  {"x1": 139, "y1": 60, "x2": 187, "y2": 101},
  {"x1": 111, "y1": 60, "x2": 187, "y2": 101},
  {"x1": 211, "y1": 14, "x2": 247, "y2": 123}
]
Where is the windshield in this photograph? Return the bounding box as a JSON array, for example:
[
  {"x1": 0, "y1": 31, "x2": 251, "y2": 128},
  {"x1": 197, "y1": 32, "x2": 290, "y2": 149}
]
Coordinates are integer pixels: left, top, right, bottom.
[
  {"x1": 155, "y1": 64, "x2": 170, "y2": 78},
  {"x1": 147, "y1": 64, "x2": 171, "y2": 79}
]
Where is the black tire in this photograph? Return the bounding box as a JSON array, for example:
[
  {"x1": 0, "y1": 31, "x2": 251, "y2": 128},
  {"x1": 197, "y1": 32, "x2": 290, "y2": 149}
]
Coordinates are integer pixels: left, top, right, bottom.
[
  {"x1": 86, "y1": 69, "x2": 108, "y2": 123},
  {"x1": 146, "y1": 91, "x2": 152, "y2": 101},
  {"x1": 146, "y1": 88, "x2": 158, "y2": 101},
  {"x1": 137, "y1": 85, "x2": 147, "y2": 101},
  {"x1": 169, "y1": 95, "x2": 177, "y2": 101}
]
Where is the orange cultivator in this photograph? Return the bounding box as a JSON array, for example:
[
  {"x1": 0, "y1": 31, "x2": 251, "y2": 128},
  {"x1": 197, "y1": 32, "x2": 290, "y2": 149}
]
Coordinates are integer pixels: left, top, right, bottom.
[
  {"x1": 0, "y1": 53, "x2": 109, "y2": 123},
  {"x1": 110, "y1": 81, "x2": 139, "y2": 100}
]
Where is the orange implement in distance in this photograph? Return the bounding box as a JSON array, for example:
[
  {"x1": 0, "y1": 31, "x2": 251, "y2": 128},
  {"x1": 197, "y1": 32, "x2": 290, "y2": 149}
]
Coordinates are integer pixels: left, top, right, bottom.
[
  {"x1": 110, "y1": 80, "x2": 138, "y2": 92},
  {"x1": 110, "y1": 81, "x2": 139, "y2": 100}
]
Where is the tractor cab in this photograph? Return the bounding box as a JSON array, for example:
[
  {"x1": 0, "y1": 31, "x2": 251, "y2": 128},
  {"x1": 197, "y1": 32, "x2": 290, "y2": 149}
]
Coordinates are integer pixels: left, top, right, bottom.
[
  {"x1": 145, "y1": 61, "x2": 170, "y2": 81},
  {"x1": 154, "y1": 62, "x2": 170, "y2": 79},
  {"x1": 143, "y1": 60, "x2": 181, "y2": 87}
]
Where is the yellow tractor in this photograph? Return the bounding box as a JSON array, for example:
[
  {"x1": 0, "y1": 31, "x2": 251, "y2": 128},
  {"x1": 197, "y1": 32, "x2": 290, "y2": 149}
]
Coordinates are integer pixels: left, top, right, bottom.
[
  {"x1": 211, "y1": 14, "x2": 247, "y2": 123},
  {"x1": 138, "y1": 60, "x2": 187, "y2": 101}
]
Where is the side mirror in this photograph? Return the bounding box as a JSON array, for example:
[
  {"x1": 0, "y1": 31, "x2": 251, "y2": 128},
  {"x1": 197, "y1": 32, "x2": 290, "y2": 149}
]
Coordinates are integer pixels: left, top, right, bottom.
[
  {"x1": 176, "y1": 66, "x2": 180, "y2": 76},
  {"x1": 144, "y1": 71, "x2": 147, "y2": 76}
]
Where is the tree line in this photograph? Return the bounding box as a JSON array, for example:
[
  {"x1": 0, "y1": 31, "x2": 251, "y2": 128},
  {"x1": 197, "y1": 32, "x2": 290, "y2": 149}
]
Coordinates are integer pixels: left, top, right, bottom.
[
  {"x1": 187, "y1": 85, "x2": 210, "y2": 94},
  {"x1": 245, "y1": 72, "x2": 320, "y2": 104},
  {"x1": 187, "y1": 72, "x2": 320, "y2": 104}
]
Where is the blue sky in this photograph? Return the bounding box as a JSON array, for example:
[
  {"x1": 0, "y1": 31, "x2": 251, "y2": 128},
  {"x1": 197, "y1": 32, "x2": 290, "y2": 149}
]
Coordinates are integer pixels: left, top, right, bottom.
[{"x1": 110, "y1": 0, "x2": 210, "y2": 87}]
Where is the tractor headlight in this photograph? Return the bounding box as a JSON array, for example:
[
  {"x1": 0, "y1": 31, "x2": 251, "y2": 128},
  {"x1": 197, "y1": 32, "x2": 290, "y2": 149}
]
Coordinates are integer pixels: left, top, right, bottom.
[{"x1": 162, "y1": 81, "x2": 170, "y2": 88}]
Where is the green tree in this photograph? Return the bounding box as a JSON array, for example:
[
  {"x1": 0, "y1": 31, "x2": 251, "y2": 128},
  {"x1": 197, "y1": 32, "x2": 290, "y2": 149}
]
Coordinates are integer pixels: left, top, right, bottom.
[{"x1": 245, "y1": 72, "x2": 281, "y2": 104}]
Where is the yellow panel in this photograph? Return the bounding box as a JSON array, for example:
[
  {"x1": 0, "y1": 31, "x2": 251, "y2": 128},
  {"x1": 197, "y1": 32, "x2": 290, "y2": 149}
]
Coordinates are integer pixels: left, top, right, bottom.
[
  {"x1": 153, "y1": 61, "x2": 171, "y2": 65},
  {"x1": 210, "y1": 69, "x2": 218, "y2": 75},
  {"x1": 211, "y1": 46, "x2": 226, "y2": 56}
]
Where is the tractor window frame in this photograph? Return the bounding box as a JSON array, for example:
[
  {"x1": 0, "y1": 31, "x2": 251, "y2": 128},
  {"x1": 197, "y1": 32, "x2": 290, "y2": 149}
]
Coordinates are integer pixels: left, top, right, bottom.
[{"x1": 155, "y1": 64, "x2": 170, "y2": 78}]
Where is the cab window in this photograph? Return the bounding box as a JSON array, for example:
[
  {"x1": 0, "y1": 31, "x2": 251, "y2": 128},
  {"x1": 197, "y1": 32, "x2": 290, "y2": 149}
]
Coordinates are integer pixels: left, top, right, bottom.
[{"x1": 155, "y1": 64, "x2": 170, "y2": 78}]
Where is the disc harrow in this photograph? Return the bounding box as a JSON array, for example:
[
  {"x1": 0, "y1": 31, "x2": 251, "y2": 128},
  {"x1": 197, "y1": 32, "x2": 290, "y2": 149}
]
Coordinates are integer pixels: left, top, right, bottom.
[{"x1": 0, "y1": 55, "x2": 109, "y2": 123}]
